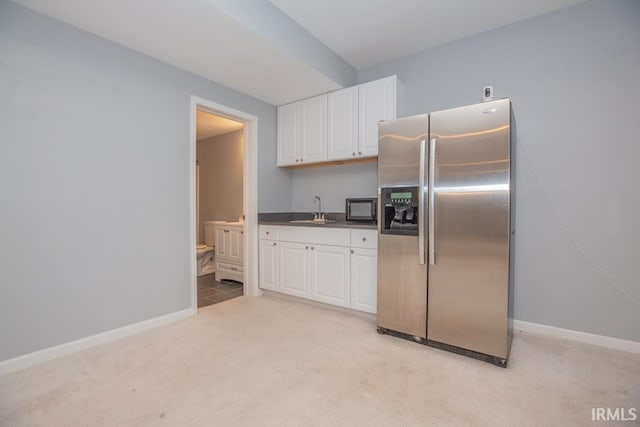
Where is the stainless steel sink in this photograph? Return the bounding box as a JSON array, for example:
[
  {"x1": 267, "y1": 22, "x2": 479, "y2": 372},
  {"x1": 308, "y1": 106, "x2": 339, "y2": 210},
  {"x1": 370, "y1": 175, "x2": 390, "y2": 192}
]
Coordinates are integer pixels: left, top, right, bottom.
[{"x1": 288, "y1": 219, "x2": 336, "y2": 225}]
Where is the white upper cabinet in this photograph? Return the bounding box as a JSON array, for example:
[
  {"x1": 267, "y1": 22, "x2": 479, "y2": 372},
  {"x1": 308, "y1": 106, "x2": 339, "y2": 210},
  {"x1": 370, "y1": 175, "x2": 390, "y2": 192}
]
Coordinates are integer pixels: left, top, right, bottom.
[
  {"x1": 277, "y1": 94, "x2": 327, "y2": 166},
  {"x1": 358, "y1": 75, "x2": 397, "y2": 158},
  {"x1": 277, "y1": 102, "x2": 299, "y2": 166},
  {"x1": 278, "y1": 76, "x2": 397, "y2": 166},
  {"x1": 299, "y1": 94, "x2": 327, "y2": 164},
  {"x1": 327, "y1": 86, "x2": 359, "y2": 161}
]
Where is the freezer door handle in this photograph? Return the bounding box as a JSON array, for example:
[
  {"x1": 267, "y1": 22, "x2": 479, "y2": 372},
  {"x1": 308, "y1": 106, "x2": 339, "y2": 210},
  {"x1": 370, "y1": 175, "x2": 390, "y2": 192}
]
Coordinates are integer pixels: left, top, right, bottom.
[
  {"x1": 428, "y1": 137, "x2": 436, "y2": 266},
  {"x1": 418, "y1": 139, "x2": 426, "y2": 265}
]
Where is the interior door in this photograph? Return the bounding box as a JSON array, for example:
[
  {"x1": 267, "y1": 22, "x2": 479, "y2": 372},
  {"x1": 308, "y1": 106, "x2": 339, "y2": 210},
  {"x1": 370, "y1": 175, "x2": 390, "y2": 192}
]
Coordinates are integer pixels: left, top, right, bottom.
[{"x1": 427, "y1": 99, "x2": 511, "y2": 358}]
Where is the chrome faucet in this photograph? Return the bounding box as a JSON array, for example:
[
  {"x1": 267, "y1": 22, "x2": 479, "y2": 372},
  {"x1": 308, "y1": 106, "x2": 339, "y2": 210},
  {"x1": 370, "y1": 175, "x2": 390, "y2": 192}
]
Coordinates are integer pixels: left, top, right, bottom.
[{"x1": 313, "y1": 195, "x2": 323, "y2": 220}]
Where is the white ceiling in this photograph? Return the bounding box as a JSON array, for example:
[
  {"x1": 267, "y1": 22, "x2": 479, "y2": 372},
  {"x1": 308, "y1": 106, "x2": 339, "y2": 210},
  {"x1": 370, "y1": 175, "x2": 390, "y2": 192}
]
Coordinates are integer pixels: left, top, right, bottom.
[
  {"x1": 11, "y1": 0, "x2": 341, "y2": 105},
  {"x1": 270, "y1": 0, "x2": 589, "y2": 68},
  {"x1": 196, "y1": 110, "x2": 243, "y2": 141},
  {"x1": 13, "y1": 0, "x2": 588, "y2": 105}
]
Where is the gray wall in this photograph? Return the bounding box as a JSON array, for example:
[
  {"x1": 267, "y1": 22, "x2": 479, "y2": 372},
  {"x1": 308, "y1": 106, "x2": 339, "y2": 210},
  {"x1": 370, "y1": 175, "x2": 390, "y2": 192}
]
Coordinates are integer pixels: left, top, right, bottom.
[
  {"x1": 291, "y1": 162, "x2": 377, "y2": 212},
  {"x1": 197, "y1": 130, "x2": 244, "y2": 242},
  {"x1": 0, "y1": 1, "x2": 290, "y2": 361},
  {"x1": 358, "y1": 0, "x2": 640, "y2": 341}
]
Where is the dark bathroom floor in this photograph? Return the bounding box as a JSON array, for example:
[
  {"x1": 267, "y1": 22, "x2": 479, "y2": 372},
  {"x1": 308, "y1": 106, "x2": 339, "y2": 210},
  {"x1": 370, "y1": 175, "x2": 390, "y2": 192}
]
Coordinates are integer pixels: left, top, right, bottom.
[{"x1": 197, "y1": 274, "x2": 243, "y2": 308}]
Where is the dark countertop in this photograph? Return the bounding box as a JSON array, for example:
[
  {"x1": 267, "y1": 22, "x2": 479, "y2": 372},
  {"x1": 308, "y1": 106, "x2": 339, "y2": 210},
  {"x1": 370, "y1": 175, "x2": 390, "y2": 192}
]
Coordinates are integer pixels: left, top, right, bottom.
[{"x1": 258, "y1": 212, "x2": 377, "y2": 230}]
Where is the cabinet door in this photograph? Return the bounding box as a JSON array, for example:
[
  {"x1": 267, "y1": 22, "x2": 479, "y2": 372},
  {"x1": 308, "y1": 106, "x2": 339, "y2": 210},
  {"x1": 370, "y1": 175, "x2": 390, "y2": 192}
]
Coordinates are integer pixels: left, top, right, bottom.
[
  {"x1": 279, "y1": 242, "x2": 309, "y2": 298},
  {"x1": 259, "y1": 239, "x2": 279, "y2": 291},
  {"x1": 350, "y1": 248, "x2": 377, "y2": 314},
  {"x1": 310, "y1": 244, "x2": 350, "y2": 308},
  {"x1": 215, "y1": 228, "x2": 227, "y2": 258},
  {"x1": 299, "y1": 94, "x2": 327, "y2": 164},
  {"x1": 228, "y1": 228, "x2": 243, "y2": 263},
  {"x1": 328, "y1": 87, "x2": 358, "y2": 161},
  {"x1": 277, "y1": 102, "x2": 299, "y2": 166},
  {"x1": 358, "y1": 76, "x2": 396, "y2": 158}
]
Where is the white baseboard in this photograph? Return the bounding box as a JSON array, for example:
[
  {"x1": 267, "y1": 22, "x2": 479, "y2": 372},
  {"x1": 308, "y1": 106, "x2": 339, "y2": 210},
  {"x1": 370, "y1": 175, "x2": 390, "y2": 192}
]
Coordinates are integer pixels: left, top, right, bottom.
[
  {"x1": 0, "y1": 307, "x2": 197, "y2": 376},
  {"x1": 513, "y1": 320, "x2": 640, "y2": 353}
]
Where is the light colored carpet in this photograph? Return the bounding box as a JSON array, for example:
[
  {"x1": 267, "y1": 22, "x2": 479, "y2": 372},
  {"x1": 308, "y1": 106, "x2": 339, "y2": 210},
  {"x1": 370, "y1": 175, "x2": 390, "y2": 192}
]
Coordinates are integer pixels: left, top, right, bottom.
[{"x1": 1, "y1": 295, "x2": 638, "y2": 426}]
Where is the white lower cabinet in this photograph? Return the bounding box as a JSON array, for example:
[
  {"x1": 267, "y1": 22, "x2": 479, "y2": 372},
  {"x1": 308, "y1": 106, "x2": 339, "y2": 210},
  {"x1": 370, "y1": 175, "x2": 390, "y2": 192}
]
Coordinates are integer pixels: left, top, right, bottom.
[
  {"x1": 259, "y1": 239, "x2": 279, "y2": 291},
  {"x1": 350, "y1": 248, "x2": 377, "y2": 314},
  {"x1": 259, "y1": 226, "x2": 377, "y2": 314},
  {"x1": 279, "y1": 242, "x2": 309, "y2": 298},
  {"x1": 311, "y1": 245, "x2": 350, "y2": 308}
]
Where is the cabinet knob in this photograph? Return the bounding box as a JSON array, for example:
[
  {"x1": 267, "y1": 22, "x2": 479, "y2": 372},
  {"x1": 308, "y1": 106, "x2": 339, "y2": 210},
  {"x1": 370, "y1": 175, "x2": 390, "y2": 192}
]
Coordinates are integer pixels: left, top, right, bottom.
[
  {"x1": 273, "y1": 242, "x2": 276, "y2": 246},
  {"x1": 296, "y1": 159, "x2": 299, "y2": 163},
  {"x1": 311, "y1": 247, "x2": 314, "y2": 250},
  {"x1": 358, "y1": 151, "x2": 362, "y2": 155},
  {"x1": 300, "y1": 158, "x2": 304, "y2": 162},
  {"x1": 305, "y1": 246, "x2": 309, "y2": 250},
  {"x1": 266, "y1": 231, "x2": 269, "y2": 235},
  {"x1": 350, "y1": 249, "x2": 354, "y2": 254},
  {"x1": 362, "y1": 237, "x2": 366, "y2": 242},
  {"x1": 352, "y1": 152, "x2": 355, "y2": 156}
]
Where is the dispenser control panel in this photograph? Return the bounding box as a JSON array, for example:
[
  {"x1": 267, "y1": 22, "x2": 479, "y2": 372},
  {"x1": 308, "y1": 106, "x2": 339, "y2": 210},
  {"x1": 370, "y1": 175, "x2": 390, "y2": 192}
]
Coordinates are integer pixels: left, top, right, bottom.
[{"x1": 380, "y1": 186, "x2": 419, "y2": 236}]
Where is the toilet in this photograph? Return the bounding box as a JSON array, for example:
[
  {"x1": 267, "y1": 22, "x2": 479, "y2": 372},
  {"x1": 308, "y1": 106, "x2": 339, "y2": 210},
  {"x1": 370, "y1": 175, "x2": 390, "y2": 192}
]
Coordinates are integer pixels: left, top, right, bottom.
[{"x1": 196, "y1": 222, "x2": 216, "y2": 277}]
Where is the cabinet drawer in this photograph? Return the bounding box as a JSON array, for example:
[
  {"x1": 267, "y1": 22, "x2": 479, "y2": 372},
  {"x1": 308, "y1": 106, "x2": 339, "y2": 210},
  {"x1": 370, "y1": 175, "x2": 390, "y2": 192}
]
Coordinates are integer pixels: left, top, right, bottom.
[
  {"x1": 260, "y1": 225, "x2": 279, "y2": 240},
  {"x1": 350, "y1": 229, "x2": 377, "y2": 249},
  {"x1": 278, "y1": 226, "x2": 350, "y2": 247},
  {"x1": 218, "y1": 261, "x2": 242, "y2": 273}
]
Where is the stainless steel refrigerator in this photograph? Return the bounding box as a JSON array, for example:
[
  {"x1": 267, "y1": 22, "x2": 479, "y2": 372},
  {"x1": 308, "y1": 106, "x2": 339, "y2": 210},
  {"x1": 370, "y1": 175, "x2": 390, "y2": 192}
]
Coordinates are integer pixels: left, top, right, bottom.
[{"x1": 376, "y1": 98, "x2": 513, "y2": 366}]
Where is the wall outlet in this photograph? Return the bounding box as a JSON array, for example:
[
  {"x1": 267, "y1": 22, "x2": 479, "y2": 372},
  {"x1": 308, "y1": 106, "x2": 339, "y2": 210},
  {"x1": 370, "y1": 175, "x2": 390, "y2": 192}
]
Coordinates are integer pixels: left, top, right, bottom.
[{"x1": 483, "y1": 86, "x2": 494, "y2": 102}]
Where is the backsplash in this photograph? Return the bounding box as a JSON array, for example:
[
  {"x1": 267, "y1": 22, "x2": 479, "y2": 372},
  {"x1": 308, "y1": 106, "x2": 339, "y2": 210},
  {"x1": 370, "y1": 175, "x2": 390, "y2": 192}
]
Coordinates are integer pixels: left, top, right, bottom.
[
  {"x1": 290, "y1": 161, "x2": 378, "y2": 212},
  {"x1": 259, "y1": 212, "x2": 347, "y2": 222}
]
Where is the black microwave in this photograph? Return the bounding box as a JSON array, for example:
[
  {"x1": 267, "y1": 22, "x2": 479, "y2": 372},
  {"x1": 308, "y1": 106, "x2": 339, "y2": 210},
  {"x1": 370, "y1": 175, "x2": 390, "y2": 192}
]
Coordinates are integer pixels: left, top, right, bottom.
[{"x1": 345, "y1": 198, "x2": 377, "y2": 222}]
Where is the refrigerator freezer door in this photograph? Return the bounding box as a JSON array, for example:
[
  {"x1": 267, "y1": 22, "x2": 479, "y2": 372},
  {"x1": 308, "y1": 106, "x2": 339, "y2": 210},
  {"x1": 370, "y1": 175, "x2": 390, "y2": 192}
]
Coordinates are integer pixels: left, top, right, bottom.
[
  {"x1": 427, "y1": 99, "x2": 511, "y2": 359},
  {"x1": 377, "y1": 115, "x2": 429, "y2": 338}
]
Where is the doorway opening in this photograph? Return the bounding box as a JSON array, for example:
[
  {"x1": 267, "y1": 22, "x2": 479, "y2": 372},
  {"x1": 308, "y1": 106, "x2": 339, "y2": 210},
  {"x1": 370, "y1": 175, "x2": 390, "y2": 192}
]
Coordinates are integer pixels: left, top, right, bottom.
[
  {"x1": 196, "y1": 110, "x2": 244, "y2": 307},
  {"x1": 190, "y1": 97, "x2": 259, "y2": 311}
]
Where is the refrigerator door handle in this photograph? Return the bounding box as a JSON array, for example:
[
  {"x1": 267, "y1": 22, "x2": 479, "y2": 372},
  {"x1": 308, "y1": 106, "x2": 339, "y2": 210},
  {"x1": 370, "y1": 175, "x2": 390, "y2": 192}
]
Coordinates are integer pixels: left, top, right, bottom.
[
  {"x1": 418, "y1": 139, "x2": 426, "y2": 265},
  {"x1": 428, "y1": 137, "x2": 436, "y2": 266}
]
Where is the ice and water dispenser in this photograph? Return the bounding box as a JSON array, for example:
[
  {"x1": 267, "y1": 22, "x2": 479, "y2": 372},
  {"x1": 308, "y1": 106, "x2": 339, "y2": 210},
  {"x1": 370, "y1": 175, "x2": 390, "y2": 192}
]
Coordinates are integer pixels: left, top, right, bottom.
[{"x1": 380, "y1": 186, "x2": 419, "y2": 236}]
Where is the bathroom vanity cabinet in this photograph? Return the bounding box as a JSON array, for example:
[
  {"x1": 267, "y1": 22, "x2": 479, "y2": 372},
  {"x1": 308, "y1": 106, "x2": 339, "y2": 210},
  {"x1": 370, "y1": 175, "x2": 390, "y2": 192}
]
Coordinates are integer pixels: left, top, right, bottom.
[{"x1": 214, "y1": 222, "x2": 244, "y2": 283}]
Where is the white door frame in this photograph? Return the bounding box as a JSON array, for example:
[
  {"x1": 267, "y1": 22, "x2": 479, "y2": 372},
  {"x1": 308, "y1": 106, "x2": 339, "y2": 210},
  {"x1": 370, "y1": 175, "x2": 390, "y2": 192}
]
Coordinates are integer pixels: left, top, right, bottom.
[{"x1": 189, "y1": 96, "x2": 260, "y2": 310}]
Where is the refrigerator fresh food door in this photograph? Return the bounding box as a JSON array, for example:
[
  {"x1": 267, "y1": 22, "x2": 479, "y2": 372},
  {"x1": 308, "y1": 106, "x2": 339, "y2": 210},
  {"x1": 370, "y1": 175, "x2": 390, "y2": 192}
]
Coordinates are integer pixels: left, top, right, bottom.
[
  {"x1": 377, "y1": 114, "x2": 429, "y2": 339},
  {"x1": 427, "y1": 99, "x2": 511, "y2": 359}
]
